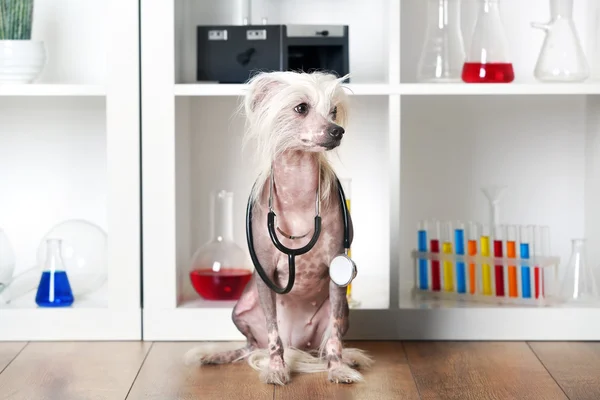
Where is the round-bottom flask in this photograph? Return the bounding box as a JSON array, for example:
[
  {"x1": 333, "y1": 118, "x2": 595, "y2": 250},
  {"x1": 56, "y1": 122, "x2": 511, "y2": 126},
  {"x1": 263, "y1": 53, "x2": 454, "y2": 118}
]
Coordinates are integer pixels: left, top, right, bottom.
[{"x1": 189, "y1": 190, "x2": 253, "y2": 301}]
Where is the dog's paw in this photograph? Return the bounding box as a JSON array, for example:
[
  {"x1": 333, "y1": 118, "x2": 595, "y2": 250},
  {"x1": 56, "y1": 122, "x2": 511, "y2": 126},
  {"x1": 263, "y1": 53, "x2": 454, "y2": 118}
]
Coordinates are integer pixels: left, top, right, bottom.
[
  {"x1": 328, "y1": 361, "x2": 363, "y2": 384},
  {"x1": 260, "y1": 357, "x2": 291, "y2": 385}
]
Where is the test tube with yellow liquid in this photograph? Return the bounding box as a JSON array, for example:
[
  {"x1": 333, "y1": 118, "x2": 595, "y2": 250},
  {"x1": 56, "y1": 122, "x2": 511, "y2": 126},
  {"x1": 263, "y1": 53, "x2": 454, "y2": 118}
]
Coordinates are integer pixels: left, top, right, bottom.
[
  {"x1": 340, "y1": 178, "x2": 360, "y2": 308},
  {"x1": 442, "y1": 221, "x2": 454, "y2": 292},
  {"x1": 480, "y1": 224, "x2": 493, "y2": 295}
]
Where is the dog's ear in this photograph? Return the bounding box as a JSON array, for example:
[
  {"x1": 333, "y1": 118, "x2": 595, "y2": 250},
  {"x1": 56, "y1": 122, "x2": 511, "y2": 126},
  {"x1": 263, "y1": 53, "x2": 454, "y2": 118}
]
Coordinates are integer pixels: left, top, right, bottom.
[{"x1": 245, "y1": 73, "x2": 283, "y2": 114}]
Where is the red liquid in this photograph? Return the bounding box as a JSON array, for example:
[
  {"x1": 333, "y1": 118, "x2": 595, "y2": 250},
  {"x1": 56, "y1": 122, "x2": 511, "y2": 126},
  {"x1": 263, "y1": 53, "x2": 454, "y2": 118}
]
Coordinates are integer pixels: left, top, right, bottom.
[
  {"x1": 430, "y1": 239, "x2": 441, "y2": 291},
  {"x1": 190, "y1": 268, "x2": 252, "y2": 301},
  {"x1": 493, "y1": 240, "x2": 505, "y2": 297},
  {"x1": 534, "y1": 267, "x2": 544, "y2": 299},
  {"x1": 462, "y1": 62, "x2": 515, "y2": 83}
]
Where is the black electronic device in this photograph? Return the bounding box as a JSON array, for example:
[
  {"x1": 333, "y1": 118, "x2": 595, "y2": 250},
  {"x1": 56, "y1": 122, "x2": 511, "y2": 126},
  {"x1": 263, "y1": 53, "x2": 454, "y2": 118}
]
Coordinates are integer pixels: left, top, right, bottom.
[{"x1": 196, "y1": 24, "x2": 350, "y2": 83}]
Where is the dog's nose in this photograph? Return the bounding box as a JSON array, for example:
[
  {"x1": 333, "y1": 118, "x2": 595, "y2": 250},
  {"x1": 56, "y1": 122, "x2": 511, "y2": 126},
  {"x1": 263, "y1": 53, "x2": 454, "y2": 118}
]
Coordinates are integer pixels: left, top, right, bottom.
[{"x1": 328, "y1": 126, "x2": 345, "y2": 140}]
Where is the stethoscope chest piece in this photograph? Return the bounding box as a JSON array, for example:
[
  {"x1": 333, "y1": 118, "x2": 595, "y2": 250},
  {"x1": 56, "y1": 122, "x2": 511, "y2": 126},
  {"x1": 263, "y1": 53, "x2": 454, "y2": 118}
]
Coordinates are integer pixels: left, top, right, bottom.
[{"x1": 329, "y1": 254, "x2": 357, "y2": 287}]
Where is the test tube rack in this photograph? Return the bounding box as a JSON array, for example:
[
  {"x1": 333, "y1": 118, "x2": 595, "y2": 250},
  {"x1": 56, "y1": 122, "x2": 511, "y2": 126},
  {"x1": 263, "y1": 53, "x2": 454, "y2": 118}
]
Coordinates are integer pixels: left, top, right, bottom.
[{"x1": 411, "y1": 221, "x2": 561, "y2": 307}]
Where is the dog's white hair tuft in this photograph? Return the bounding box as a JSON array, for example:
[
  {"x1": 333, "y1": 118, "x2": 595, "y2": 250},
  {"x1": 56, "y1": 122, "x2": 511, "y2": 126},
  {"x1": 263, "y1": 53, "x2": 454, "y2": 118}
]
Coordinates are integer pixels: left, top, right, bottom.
[{"x1": 239, "y1": 70, "x2": 351, "y2": 205}]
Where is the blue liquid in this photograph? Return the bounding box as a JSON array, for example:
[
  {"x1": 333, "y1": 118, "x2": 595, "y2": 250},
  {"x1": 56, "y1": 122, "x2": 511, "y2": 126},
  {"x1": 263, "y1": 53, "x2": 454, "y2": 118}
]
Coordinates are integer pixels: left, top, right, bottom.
[
  {"x1": 35, "y1": 271, "x2": 74, "y2": 307},
  {"x1": 418, "y1": 230, "x2": 428, "y2": 290},
  {"x1": 455, "y1": 229, "x2": 466, "y2": 293},
  {"x1": 520, "y1": 243, "x2": 531, "y2": 299}
]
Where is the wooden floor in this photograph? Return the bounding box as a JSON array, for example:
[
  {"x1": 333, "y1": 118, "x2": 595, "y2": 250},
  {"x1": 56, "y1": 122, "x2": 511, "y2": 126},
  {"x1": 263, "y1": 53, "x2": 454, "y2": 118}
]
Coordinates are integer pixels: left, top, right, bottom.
[{"x1": 0, "y1": 341, "x2": 599, "y2": 400}]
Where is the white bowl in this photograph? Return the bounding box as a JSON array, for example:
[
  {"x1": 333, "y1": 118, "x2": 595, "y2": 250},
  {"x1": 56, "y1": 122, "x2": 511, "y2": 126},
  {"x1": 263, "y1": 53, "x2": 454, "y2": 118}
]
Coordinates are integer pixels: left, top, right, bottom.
[{"x1": 0, "y1": 40, "x2": 47, "y2": 84}]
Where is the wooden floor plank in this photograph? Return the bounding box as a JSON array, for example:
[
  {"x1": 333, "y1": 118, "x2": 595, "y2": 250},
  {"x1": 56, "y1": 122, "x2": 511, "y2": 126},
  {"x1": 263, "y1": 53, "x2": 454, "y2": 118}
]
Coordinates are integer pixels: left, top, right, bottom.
[
  {"x1": 126, "y1": 342, "x2": 274, "y2": 400},
  {"x1": 404, "y1": 341, "x2": 567, "y2": 400},
  {"x1": 0, "y1": 342, "x2": 27, "y2": 373},
  {"x1": 529, "y1": 342, "x2": 600, "y2": 400},
  {"x1": 0, "y1": 341, "x2": 151, "y2": 400},
  {"x1": 275, "y1": 341, "x2": 420, "y2": 400}
]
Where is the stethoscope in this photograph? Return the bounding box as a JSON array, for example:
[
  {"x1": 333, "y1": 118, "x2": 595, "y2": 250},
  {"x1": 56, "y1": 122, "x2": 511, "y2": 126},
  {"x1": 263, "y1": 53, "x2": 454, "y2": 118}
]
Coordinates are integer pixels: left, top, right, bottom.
[{"x1": 245, "y1": 164, "x2": 357, "y2": 295}]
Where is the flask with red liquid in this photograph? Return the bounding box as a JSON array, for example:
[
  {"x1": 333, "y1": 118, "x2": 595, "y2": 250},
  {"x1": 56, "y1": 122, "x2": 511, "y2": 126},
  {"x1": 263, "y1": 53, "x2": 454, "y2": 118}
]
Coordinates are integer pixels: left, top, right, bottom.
[
  {"x1": 462, "y1": 0, "x2": 515, "y2": 83},
  {"x1": 189, "y1": 190, "x2": 253, "y2": 301}
]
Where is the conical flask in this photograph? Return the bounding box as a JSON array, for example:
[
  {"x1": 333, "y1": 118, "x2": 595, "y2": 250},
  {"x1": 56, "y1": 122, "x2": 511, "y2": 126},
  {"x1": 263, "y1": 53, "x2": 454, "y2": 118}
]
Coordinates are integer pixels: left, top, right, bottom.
[
  {"x1": 558, "y1": 239, "x2": 599, "y2": 304},
  {"x1": 417, "y1": 0, "x2": 465, "y2": 83},
  {"x1": 189, "y1": 190, "x2": 253, "y2": 301},
  {"x1": 532, "y1": 0, "x2": 590, "y2": 82},
  {"x1": 35, "y1": 238, "x2": 74, "y2": 307},
  {"x1": 462, "y1": 0, "x2": 515, "y2": 83}
]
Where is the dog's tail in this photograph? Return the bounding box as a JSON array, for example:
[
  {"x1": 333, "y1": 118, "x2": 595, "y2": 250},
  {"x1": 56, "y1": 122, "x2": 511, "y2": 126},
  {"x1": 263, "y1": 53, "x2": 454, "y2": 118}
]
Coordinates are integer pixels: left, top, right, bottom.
[{"x1": 184, "y1": 343, "x2": 253, "y2": 366}]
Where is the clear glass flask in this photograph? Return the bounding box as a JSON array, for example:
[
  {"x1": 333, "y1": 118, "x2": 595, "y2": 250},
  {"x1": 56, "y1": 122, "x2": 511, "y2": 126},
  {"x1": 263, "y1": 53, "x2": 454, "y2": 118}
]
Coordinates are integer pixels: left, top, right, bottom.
[
  {"x1": 558, "y1": 239, "x2": 599, "y2": 304},
  {"x1": 189, "y1": 190, "x2": 253, "y2": 301},
  {"x1": 531, "y1": 0, "x2": 590, "y2": 82},
  {"x1": 340, "y1": 178, "x2": 360, "y2": 308},
  {"x1": 0, "y1": 228, "x2": 15, "y2": 295},
  {"x1": 462, "y1": 0, "x2": 515, "y2": 83},
  {"x1": 417, "y1": 0, "x2": 465, "y2": 82},
  {"x1": 35, "y1": 238, "x2": 74, "y2": 307}
]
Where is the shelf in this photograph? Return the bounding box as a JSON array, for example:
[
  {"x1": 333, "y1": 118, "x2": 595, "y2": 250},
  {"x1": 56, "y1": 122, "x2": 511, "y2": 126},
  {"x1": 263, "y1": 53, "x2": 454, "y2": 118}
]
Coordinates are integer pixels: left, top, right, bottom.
[
  {"x1": 174, "y1": 83, "x2": 600, "y2": 97},
  {"x1": 0, "y1": 84, "x2": 106, "y2": 97},
  {"x1": 174, "y1": 83, "x2": 393, "y2": 96},
  {"x1": 400, "y1": 83, "x2": 600, "y2": 96}
]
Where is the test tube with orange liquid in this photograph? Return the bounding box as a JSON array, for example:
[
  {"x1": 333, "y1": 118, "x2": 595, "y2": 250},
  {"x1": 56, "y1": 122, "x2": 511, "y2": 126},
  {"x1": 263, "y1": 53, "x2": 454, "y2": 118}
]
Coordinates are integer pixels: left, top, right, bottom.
[
  {"x1": 467, "y1": 222, "x2": 479, "y2": 295},
  {"x1": 340, "y1": 178, "x2": 360, "y2": 308},
  {"x1": 506, "y1": 225, "x2": 518, "y2": 298},
  {"x1": 480, "y1": 224, "x2": 493, "y2": 295}
]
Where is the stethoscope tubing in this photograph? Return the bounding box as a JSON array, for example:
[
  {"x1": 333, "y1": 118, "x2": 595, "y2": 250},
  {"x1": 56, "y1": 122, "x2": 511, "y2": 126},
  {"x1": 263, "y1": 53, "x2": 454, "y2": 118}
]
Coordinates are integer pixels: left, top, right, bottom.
[{"x1": 246, "y1": 175, "x2": 350, "y2": 295}]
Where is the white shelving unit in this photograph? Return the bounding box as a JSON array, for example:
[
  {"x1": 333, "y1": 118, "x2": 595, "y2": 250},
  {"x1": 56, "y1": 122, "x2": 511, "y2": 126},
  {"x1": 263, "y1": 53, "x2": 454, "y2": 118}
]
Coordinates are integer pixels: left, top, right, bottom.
[
  {"x1": 0, "y1": 0, "x2": 141, "y2": 340},
  {"x1": 140, "y1": 0, "x2": 600, "y2": 341}
]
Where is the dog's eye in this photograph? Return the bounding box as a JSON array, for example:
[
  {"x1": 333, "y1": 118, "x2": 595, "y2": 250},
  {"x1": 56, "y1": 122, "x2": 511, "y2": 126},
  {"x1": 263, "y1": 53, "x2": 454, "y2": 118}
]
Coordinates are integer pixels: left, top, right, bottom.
[
  {"x1": 294, "y1": 103, "x2": 309, "y2": 115},
  {"x1": 331, "y1": 106, "x2": 338, "y2": 118}
]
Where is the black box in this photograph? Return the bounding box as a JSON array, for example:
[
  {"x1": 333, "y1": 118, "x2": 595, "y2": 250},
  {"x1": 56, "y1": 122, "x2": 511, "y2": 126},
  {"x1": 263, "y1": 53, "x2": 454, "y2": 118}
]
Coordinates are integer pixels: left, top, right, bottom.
[{"x1": 196, "y1": 24, "x2": 350, "y2": 84}]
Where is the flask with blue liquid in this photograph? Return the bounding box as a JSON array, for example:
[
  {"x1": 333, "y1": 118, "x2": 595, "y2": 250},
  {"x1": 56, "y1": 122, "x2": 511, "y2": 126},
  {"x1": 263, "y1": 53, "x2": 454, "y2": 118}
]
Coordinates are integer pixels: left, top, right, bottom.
[{"x1": 35, "y1": 238, "x2": 74, "y2": 307}]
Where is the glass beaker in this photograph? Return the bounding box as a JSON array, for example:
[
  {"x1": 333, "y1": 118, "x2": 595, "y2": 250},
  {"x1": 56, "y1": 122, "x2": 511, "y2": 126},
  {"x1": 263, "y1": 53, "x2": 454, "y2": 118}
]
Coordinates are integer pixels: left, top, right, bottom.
[
  {"x1": 462, "y1": 0, "x2": 515, "y2": 83},
  {"x1": 558, "y1": 239, "x2": 599, "y2": 304},
  {"x1": 417, "y1": 0, "x2": 466, "y2": 83},
  {"x1": 531, "y1": 0, "x2": 590, "y2": 82},
  {"x1": 35, "y1": 238, "x2": 74, "y2": 307},
  {"x1": 189, "y1": 190, "x2": 253, "y2": 301}
]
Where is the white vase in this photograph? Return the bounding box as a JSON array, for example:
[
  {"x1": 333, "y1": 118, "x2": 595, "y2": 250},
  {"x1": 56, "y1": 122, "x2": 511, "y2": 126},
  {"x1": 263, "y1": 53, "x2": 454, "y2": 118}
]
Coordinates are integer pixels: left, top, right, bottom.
[{"x1": 0, "y1": 40, "x2": 47, "y2": 84}]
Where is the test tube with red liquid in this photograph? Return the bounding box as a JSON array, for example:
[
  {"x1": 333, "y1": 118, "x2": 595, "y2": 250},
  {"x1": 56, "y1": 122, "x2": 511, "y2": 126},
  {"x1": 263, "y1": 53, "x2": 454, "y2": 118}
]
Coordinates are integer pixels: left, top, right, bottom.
[
  {"x1": 430, "y1": 220, "x2": 441, "y2": 292},
  {"x1": 493, "y1": 225, "x2": 505, "y2": 297},
  {"x1": 534, "y1": 225, "x2": 550, "y2": 299}
]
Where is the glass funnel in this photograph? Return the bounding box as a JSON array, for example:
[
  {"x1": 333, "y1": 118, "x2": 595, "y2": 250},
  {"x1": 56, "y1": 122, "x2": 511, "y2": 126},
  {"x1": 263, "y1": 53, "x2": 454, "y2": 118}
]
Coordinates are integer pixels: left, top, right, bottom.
[
  {"x1": 417, "y1": 0, "x2": 465, "y2": 83},
  {"x1": 35, "y1": 238, "x2": 75, "y2": 307},
  {"x1": 531, "y1": 0, "x2": 590, "y2": 82},
  {"x1": 189, "y1": 190, "x2": 253, "y2": 301},
  {"x1": 462, "y1": 0, "x2": 514, "y2": 83},
  {"x1": 558, "y1": 239, "x2": 599, "y2": 305}
]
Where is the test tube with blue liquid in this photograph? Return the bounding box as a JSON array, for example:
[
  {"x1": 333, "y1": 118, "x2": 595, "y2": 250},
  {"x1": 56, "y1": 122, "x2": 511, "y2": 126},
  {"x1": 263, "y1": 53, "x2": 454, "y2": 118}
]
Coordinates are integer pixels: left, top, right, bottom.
[
  {"x1": 520, "y1": 225, "x2": 533, "y2": 299},
  {"x1": 417, "y1": 220, "x2": 429, "y2": 290},
  {"x1": 454, "y1": 221, "x2": 466, "y2": 293}
]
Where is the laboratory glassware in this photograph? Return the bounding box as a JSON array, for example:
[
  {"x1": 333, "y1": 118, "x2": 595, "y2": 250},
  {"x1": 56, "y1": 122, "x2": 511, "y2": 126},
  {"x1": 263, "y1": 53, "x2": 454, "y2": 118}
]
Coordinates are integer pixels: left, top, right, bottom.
[
  {"x1": 467, "y1": 221, "x2": 479, "y2": 295},
  {"x1": 481, "y1": 185, "x2": 506, "y2": 229},
  {"x1": 531, "y1": 0, "x2": 589, "y2": 82},
  {"x1": 189, "y1": 190, "x2": 253, "y2": 301},
  {"x1": 454, "y1": 221, "x2": 466, "y2": 293},
  {"x1": 441, "y1": 221, "x2": 454, "y2": 292},
  {"x1": 519, "y1": 225, "x2": 533, "y2": 299},
  {"x1": 493, "y1": 224, "x2": 505, "y2": 297},
  {"x1": 35, "y1": 238, "x2": 74, "y2": 307},
  {"x1": 506, "y1": 225, "x2": 518, "y2": 298},
  {"x1": 417, "y1": 0, "x2": 466, "y2": 82},
  {"x1": 340, "y1": 178, "x2": 360, "y2": 308},
  {"x1": 462, "y1": 0, "x2": 514, "y2": 83},
  {"x1": 36, "y1": 219, "x2": 108, "y2": 297},
  {"x1": 417, "y1": 220, "x2": 429, "y2": 290},
  {"x1": 558, "y1": 239, "x2": 599, "y2": 304},
  {"x1": 0, "y1": 228, "x2": 15, "y2": 295},
  {"x1": 430, "y1": 220, "x2": 442, "y2": 291}
]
